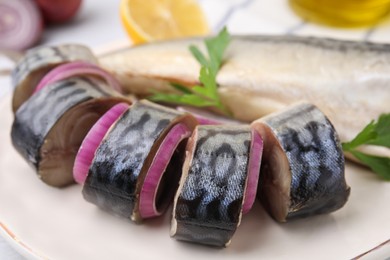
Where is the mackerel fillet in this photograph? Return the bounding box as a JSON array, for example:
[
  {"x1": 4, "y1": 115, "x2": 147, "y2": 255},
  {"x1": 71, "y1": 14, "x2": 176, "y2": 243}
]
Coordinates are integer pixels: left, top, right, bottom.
[
  {"x1": 11, "y1": 77, "x2": 128, "y2": 187},
  {"x1": 100, "y1": 35, "x2": 390, "y2": 148},
  {"x1": 82, "y1": 100, "x2": 197, "y2": 222},
  {"x1": 12, "y1": 44, "x2": 97, "y2": 112},
  {"x1": 251, "y1": 103, "x2": 350, "y2": 222},
  {"x1": 171, "y1": 125, "x2": 257, "y2": 247}
]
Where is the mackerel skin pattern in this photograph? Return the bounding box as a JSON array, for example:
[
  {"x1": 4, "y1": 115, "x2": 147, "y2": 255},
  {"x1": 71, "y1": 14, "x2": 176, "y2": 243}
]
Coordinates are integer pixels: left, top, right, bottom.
[
  {"x1": 12, "y1": 44, "x2": 97, "y2": 89},
  {"x1": 11, "y1": 77, "x2": 111, "y2": 169},
  {"x1": 264, "y1": 103, "x2": 350, "y2": 219},
  {"x1": 82, "y1": 101, "x2": 187, "y2": 221},
  {"x1": 11, "y1": 44, "x2": 97, "y2": 112},
  {"x1": 173, "y1": 125, "x2": 251, "y2": 247}
]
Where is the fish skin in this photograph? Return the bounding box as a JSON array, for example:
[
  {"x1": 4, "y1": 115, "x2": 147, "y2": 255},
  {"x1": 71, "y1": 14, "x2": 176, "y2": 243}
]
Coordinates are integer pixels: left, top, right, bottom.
[
  {"x1": 82, "y1": 100, "x2": 197, "y2": 222},
  {"x1": 12, "y1": 44, "x2": 97, "y2": 112},
  {"x1": 12, "y1": 77, "x2": 107, "y2": 167},
  {"x1": 11, "y1": 77, "x2": 127, "y2": 187},
  {"x1": 99, "y1": 35, "x2": 390, "y2": 147},
  {"x1": 172, "y1": 125, "x2": 252, "y2": 247},
  {"x1": 252, "y1": 103, "x2": 350, "y2": 221}
]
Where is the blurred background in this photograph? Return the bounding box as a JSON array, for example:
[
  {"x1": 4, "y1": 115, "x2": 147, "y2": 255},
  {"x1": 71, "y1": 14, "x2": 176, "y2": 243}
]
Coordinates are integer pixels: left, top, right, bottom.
[
  {"x1": 2, "y1": 0, "x2": 390, "y2": 99},
  {"x1": 1, "y1": 0, "x2": 390, "y2": 258}
]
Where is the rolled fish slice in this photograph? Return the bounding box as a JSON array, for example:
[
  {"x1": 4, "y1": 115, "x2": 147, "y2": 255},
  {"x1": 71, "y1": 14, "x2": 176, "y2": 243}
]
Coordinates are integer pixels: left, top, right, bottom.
[
  {"x1": 11, "y1": 44, "x2": 97, "y2": 112},
  {"x1": 171, "y1": 125, "x2": 263, "y2": 247},
  {"x1": 82, "y1": 100, "x2": 197, "y2": 222},
  {"x1": 11, "y1": 77, "x2": 130, "y2": 187},
  {"x1": 251, "y1": 103, "x2": 350, "y2": 222}
]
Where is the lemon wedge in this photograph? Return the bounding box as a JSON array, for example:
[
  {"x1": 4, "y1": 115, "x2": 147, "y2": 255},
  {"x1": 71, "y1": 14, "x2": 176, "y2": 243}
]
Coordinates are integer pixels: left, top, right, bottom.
[{"x1": 120, "y1": 0, "x2": 209, "y2": 44}]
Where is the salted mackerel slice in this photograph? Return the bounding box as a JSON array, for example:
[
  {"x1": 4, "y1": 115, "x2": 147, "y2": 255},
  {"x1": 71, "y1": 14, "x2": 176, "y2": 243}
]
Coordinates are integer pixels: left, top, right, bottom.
[
  {"x1": 11, "y1": 77, "x2": 129, "y2": 187},
  {"x1": 251, "y1": 103, "x2": 350, "y2": 222},
  {"x1": 171, "y1": 125, "x2": 263, "y2": 247},
  {"x1": 12, "y1": 44, "x2": 97, "y2": 112},
  {"x1": 82, "y1": 100, "x2": 197, "y2": 222}
]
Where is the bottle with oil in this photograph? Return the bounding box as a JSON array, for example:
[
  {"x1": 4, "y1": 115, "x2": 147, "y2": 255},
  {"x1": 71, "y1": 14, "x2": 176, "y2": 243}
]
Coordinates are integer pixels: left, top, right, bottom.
[{"x1": 289, "y1": 0, "x2": 390, "y2": 27}]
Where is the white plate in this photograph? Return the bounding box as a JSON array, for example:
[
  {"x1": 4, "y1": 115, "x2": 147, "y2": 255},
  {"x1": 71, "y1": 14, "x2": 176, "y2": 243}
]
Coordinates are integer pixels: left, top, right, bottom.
[{"x1": 0, "y1": 94, "x2": 389, "y2": 260}]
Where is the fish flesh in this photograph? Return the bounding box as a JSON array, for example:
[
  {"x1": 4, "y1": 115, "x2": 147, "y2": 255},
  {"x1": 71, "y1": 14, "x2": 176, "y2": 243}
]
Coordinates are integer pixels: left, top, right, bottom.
[
  {"x1": 12, "y1": 44, "x2": 97, "y2": 112},
  {"x1": 11, "y1": 77, "x2": 129, "y2": 187},
  {"x1": 99, "y1": 35, "x2": 390, "y2": 147},
  {"x1": 171, "y1": 125, "x2": 262, "y2": 247},
  {"x1": 82, "y1": 100, "x2": 197, "y2": 222},
  {"x1": 251, "y1": 103, "x2": 350, "y2": 222}
]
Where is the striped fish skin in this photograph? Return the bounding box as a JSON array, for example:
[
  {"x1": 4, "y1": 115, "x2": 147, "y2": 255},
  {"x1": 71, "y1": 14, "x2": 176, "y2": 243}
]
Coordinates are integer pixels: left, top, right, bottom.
[
  {"x1": 171, "y1": 125, "x2": 252, "y2": 247},
  {"x1": 11, "y1": 77, "x2": 127, "y2": 187},
  {"x1": 252, "y1": 103, "x2": 350, "y2": 222},
  {"x1": 82, "y1": 100, "x2": 197, "y2": 222},
  {"x1": 12, "y1": 44, "x2": 97, "y2": 112},
  {"x1": 100, "y1": 35, "x2": 390, "y2": 153}
]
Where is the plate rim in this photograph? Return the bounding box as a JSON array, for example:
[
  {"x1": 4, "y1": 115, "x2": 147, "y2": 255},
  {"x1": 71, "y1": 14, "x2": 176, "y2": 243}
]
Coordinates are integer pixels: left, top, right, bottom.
[{"x1": 0, "y1": 221, "x2": 47, "y2": 260}]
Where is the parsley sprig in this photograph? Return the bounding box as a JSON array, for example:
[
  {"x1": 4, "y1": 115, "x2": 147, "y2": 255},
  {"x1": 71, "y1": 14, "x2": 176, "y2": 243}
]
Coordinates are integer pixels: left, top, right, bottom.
[
  {"x1": 150, "y1": 27, "x2": 231, "y2": 115},
  {"x1": 342, "y1": 113, "x2": 390, "y2": 180}
]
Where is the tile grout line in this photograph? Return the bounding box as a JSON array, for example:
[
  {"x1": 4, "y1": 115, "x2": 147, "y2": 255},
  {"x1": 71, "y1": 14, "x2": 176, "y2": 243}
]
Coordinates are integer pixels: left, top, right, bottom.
[
  {"x1": 213, "y1": 0, "x2": 255, "y2": 32},
  {"x1": 363, "y1": 26, "x2": 377, "y2": 42},
  {"x1": 285, "y1": 20, "x2": 307, "y2": 35}
]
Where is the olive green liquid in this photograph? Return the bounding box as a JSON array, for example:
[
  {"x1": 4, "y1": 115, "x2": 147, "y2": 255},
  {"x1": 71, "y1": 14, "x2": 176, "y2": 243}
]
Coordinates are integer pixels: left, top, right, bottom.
[{"x1": 290, "y1": 0, "x2": 390, "y2": 27}]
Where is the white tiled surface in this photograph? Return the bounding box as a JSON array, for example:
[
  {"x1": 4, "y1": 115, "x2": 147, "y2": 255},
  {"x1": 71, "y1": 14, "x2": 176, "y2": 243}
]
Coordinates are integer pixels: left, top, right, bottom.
[{"x1": 1, "y1": 0, "x2": 390, "y2": 259}]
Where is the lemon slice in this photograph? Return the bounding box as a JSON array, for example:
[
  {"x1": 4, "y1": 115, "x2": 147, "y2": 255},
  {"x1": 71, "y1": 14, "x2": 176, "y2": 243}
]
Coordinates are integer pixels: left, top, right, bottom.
[{"x1": 120, "y1": 0, "x2": 209, "y2": 44}]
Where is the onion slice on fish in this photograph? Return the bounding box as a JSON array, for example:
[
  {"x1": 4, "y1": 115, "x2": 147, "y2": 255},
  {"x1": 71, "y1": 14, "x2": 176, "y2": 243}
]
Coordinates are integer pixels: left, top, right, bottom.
[
  {"x1": 73, "y1": 102, "x2": 130, "y2": 184},
  {"x1": 12, "y1": 44, "x2": 97, "y2": 112},
  {"x1": 82, "y1": 100, "x2": 197, "y2": 222},
  {"x1": 11, "y1": 77, "x2": 130, "y2": 187},
  {"x1": 242, "y1": 129, "x2": 263, "y2": 214},
  {"x1": 0, "y1": 0, "x2": 42, "y2": 51},
  {"x1": 35, "y1": 61, "x2": 123, "y2": 94},
  {"x1": 139, "y1": 123, "x2": 192, "y2": 218}
]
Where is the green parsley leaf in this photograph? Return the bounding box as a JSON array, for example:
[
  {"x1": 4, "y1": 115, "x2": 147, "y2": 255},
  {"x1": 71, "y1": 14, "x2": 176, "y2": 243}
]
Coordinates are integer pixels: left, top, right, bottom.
[
  {"x1": 341, "y1": 120, "x2": 377, "y2": 151},
  {"x1": 366, "y1": 113, "x2": 390, "y2": 147},
  {"x1": 350, "y1": 151, "x2": 390, "y2": 181},
  {"x1": 150, "y1": 92, "x2": 215, "y2": 107},
  {"x1": 342, "y1": 113, "x2": 390, "y2": 180},
  {"x1": 204, "y1": 27, "x2": 230, "y2": 75},
  {"x1": 195, "y1": 67, "x2": 217, "y2": 98},
  {"x1": 189, "y1": 46, "x2": 208, "y2": 67},
  {"x1": 149, "y1": 27, "x2": 231, "y2": 116},
  {"x1": 170, "y1": 83, "x2": 192, "y2": 94}
]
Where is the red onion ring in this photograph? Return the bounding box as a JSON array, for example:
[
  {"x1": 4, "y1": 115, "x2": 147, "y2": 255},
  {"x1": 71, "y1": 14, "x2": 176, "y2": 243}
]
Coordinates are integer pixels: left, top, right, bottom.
[
  {"x1": 34, "y1": 61, "x2": 123, "y2": 93},
  {"x1": 242, "y1": 129, "x2": 263, "y2": 214},
  {"x1": 0, "y1": 0, "x2": 43, "y2": 51},
  {"x1": 139, "y1": 123, "x2": 192, "y2": 218},
  {"x1": 73, "y1": 103, "x2": 130, "y2": 184}
]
